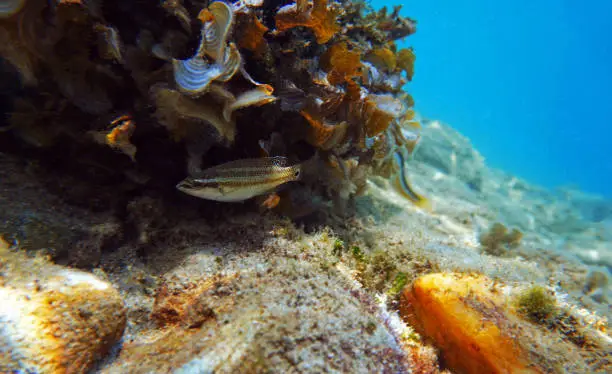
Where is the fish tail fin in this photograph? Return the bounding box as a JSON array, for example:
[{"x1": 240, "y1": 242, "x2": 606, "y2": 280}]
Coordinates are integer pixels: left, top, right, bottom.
[{"x1": 392, "y1": 174, "x2": 431, "y2": 211}]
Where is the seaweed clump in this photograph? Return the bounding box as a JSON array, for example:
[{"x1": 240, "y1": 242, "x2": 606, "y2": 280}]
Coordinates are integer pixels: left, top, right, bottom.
[
  {"x1": 0, "y1": 0, "x2": 424, "y2": 219},
  {"x1": 515, "y1": 285, "x2": 558, "y2": 324},
  {"x1": 479, "y1": 222, "x2": 523, "y2": 256}
]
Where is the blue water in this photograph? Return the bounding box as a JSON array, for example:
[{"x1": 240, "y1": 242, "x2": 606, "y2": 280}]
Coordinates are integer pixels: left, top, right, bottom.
[{"x1": 376, "y1": 0, "x2": 612, "y2": 198}]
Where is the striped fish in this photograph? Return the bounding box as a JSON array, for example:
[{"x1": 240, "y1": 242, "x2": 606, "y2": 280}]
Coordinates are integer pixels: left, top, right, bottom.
[
  {"x1": 176, "y1": 156, "x2": 301, "y2": 202},
  {"x1": 392, "y1": 151, "x2": 431, "y2": 210}
]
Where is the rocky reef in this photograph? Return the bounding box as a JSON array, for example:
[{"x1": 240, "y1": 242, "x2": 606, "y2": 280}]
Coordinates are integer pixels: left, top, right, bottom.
[
  {"x1": 0, "y1": 0, "x2": 423, "y2": 219},
  {"x1": 1, "y1": 1, "x2": 611, "y2": 373}
]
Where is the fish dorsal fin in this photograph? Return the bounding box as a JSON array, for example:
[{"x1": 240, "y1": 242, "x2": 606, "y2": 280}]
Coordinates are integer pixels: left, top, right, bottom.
[{"x1": 198, "y1": 156, "x2": 290, "y2": 177}]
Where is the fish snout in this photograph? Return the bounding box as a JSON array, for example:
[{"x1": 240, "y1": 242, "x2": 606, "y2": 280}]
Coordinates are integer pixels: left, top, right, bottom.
[
  {"x1": 292, "y1": 166, "x2": 302, "y2": 181},
  {"x1": 176, "y1": 177, "x2": 197, "y2": 192}
]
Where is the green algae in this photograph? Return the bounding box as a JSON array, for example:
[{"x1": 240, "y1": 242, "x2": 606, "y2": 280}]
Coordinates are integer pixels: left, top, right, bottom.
[
  {"x1": 332, "y1": 238, "x2": 344, "y2": 256},
  {"x1": 387, "y1": 272, "x2": 408, "y2": 298},
  {"x1": 515, "y1": 286, "x2": 558, "y2": 323},
  {"x1": 350, "y1": 245, "x2": 367, "y2": 262}
]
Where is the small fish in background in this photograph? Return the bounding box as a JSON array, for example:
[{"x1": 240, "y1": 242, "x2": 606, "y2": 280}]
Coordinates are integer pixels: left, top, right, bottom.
[
  {"x1": 89, "y1": 114, "x2": 137, "y2": 161},
  {"x1": 176, "y1": 156, "x2": 301, "y2": 202},
  {"x1": 392, "y1": 150, "x2": 431, "y2": 210}
]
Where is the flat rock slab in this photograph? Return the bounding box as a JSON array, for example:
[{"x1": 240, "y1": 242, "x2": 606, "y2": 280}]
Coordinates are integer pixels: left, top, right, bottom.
[{"x1": 101, "y1": 235, "x2": 412, "y2": 373}]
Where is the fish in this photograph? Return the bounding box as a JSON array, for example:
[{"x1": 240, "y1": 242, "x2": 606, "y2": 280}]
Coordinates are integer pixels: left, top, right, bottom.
[
  {"x1": 392, "y1": 151, "x2": 431, "y2": 210},
  {"x1": 222, "y1": 85, "x2": 277, "y2": 122},
  {"x1": 176, "y1": 156, "x2": 301, "y2": 202}
]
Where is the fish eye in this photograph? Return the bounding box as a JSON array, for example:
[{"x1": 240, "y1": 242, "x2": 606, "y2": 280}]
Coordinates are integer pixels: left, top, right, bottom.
[{"x1": 294, "y1": 170, "x2": 301, "y2": 178}]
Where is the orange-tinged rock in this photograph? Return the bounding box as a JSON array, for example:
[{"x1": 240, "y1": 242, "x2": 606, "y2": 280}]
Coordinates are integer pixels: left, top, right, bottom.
[
  {"x1": 400, "y1": 273, "x2": 543, "y2": 374},
  {"x1": 151, "y1": 274, "x2": 238, "y2": 328},
  {"x1": 0, "y1": 247, "x2": 126, "y2": 373}
]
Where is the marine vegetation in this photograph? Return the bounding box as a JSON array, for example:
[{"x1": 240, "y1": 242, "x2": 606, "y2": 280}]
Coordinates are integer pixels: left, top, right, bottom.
[
  {"x1": 515, "y1": 285, "x2": 558, "y2": 324},
  {"x1": 0, "y1": 0, "x2": 424, "y2": 218},
  {"x1": 479, "y1": 222, "x2": 523, "y2": 256}
]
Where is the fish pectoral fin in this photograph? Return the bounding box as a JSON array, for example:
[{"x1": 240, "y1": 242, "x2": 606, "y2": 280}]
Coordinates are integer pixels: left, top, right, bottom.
[
  {"x1": 217, "y1": 184, "x2": 242, "y2": 197},
  {"x1": 217, "y1": 185, "x2": 230, "y2": 196}
]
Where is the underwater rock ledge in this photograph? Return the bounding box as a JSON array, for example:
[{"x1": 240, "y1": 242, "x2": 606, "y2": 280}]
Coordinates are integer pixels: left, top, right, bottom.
[{"x1": 0, "y1": 0, "x2": 422, "y2": 219}]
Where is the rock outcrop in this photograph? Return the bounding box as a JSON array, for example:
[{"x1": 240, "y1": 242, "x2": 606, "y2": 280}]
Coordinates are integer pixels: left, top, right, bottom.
[{"x1": 0, "y1": 239, "x2": 126, "y2": 373}]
